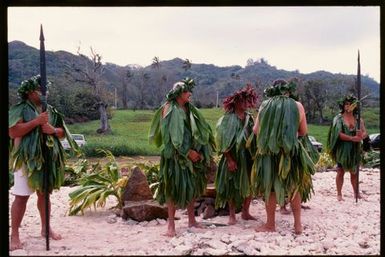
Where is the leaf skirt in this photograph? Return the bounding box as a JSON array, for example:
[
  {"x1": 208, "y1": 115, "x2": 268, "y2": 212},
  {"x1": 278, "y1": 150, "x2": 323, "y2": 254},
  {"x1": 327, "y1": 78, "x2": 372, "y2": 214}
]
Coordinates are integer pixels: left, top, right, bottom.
[
  {"x1": 155, "y1": 154, "x2": 207, "y2": 209},
  {"x1": 251, "y1": 141, "x2": 315, "y2": 206}
]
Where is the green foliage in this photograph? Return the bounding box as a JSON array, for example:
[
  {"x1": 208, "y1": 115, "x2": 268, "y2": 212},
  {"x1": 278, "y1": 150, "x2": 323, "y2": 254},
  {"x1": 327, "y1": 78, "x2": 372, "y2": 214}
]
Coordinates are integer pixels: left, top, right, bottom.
[
  {"x1": 63, "y1": 159, "x2": 88, "y2": 186},
  {"x1": 68, "y1": 149, "x2": 128, "y2": 216},
  {"x1": 315, "y1": 152, "x2": 335, "y2": 172},
  {"x1": 9, "y1": 170, "x2": 14, "y2": 189}
]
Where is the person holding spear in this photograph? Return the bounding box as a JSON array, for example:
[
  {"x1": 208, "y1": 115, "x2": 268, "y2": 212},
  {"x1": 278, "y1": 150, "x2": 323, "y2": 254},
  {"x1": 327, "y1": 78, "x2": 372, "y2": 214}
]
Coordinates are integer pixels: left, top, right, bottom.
[
  {"x1": 326, "y1": 51, "x2": 367, "y2": 202},
  {"x1": 9, "y1": 26, "x2": 79, "y2": 251},
  {"x1": 326, "y1": 95, "x2": 368, "y2": 201}
]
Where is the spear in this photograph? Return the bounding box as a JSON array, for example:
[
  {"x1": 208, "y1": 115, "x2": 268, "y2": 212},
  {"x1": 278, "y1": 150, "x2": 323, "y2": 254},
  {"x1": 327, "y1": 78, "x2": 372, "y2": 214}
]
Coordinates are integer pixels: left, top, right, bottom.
[
  {"x1": 355, "y1": 50, "x2": 361, "y2": 203},
  {"x1": 39, "y1": 24, "x2": 50, "y2": 250}
]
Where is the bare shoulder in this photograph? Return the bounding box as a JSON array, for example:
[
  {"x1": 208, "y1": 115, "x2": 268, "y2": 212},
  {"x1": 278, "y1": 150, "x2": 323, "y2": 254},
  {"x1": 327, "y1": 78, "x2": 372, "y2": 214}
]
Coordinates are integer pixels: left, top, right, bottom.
[
  {"x1": 162, "y1": 102, "x2": 170, "y2": 118},
  {"x1": 295, "y1": 101, "x2": 305, "y2": 112},
  {"x1": 295, "y1": 101, "x2": 306, "y2": 123}
]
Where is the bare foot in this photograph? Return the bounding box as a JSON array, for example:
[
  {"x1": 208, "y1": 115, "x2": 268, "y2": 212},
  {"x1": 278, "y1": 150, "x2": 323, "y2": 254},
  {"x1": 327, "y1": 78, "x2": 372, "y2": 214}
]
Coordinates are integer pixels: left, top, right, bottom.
[
  {"x1": 294, "y1": 224, "x2": 303, "y2": 235},
  {"x1": 241, "y1": 212, "x2": 257, "y2": 220},
  {"x1": 355, "y1": 194, "x2": 366, "y2": 199},
  {"x1": 162, "y1": 230, "x2": 176, "y2": 237},
  {"x1": 254, "y1": 224, "x2": 275, "y2": 233},
  {"x1": 41, "y1": 229, "x2": 62, "y2": 240},
  {"x1": 228, "y1": 218, "x2": 237, "y2": 225},
  {"x1": 188, "y1": 221, "x2": 205, "y2": 228},
  {"x1": 337, "y1": 195, "x2": 344, "y2": 201},
  {"x1": 10, "y1": 235, "x2": 23, "y2": 251}
]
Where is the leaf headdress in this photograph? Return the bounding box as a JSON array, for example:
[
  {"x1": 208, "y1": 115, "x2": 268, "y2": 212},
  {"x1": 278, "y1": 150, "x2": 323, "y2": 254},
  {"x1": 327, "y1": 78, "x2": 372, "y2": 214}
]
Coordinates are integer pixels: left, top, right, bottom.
[
  {"x1": 17, "y1": 74, "x2": 52, "y2": 100},
  {"x1": 337, "y1": 94, "x2": 359, "y2": 114},
  {"x1": 263, "y1": 79, "x2": 298, "y2": 100},
  {"x1": 165, "y1": 77, "x2": 195, "y2": 101}
]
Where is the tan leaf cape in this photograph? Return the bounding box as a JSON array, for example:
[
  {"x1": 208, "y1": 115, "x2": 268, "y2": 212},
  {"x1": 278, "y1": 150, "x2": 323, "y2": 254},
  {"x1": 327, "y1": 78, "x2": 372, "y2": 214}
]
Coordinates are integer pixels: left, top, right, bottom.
[
  {"x1": 9, "y1": 100, "x2": 79, "y2": 192},
  {"x1": 326, "y1": 114, "x2": 361, "y2": 171},
  {"x1": 149, "y1": 101, "x2": 215, "y2": 208},
  {"x1": 251, "y1": 95, "x2": 315, "y2": 206},
  {"x1": 214, "y1": 112, "x2": 256, "y2": 209}
]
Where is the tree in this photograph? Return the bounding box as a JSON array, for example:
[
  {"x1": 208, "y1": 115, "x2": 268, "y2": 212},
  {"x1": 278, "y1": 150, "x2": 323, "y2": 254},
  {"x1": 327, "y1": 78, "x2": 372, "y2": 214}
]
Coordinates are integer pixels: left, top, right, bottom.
[
  {"x1": 120, "y1": 69, "x2": 133, "y2": 109},
  {"x1": 65, "y1": 46, "x2": 111, "y2": 134},
  {"x1": 151, "y1": 56, "x2": 160, "y2": 69},
  {"x1": 302, "y1": 80, "x2": 328, "y2": 123},
  {"x1": 182, "y1": 58, "x2": 192, "y2": 71},
  {"x1": 246, "y1": 58, "x2": 254, "y2": 67},
  {"x1": 151, "y1": 56, "x2": 169, "y2": 106}
]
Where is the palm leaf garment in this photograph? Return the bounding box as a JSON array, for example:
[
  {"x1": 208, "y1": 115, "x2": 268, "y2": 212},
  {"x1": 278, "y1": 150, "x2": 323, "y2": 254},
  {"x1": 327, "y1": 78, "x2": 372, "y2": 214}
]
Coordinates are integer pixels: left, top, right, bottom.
[
  {"x1": 251, "y1": 95, "x2": 315, "y2": 206},
  {"x1": 149, "y1": 101, "x2": 215, "y2": 208},
  {"x1": 214, "y1": 111, "x2": 256, "y2": 210},
  {"x1": 9, "y1": 100, "x2": 80, "y2": 193},
  {"x1": 326, "y1": 114, "x2": 361, "y2": 172}
]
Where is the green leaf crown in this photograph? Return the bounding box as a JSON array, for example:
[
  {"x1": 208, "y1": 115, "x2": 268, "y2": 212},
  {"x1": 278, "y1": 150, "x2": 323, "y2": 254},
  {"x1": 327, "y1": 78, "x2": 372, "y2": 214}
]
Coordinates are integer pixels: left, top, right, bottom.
[
  {"x1": 337, "y1": 94, "x2": 359, "y2": 114},
  {"x1": 263, "y1": 79, "x2": 298, "y2": 100},
  {"x1": 17, "y1": 75, "x2": 51, "y2": 100},
  {"x1": 166, "y1": 77, "x2": 195, "y2": 101}
]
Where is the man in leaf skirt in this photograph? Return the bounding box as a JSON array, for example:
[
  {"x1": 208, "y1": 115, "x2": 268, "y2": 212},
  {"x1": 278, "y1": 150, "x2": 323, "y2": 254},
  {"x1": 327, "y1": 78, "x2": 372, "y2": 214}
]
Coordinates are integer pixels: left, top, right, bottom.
[
  {"x1": 149, "y1": 78, "x2": 215, "y2": 237},
  {"x1": 251, "y1": 79, "x2": 315, "y2": 235},
  {"x1": 214, "y1": 84, "x2": 258, "y2": 225},
  {"x1": 9, "y1": 75, "x2": 79, "y2": 250}
]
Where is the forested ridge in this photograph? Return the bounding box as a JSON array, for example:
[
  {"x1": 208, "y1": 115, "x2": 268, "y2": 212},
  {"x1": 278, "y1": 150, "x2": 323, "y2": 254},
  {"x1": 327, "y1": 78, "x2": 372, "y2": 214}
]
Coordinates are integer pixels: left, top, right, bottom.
[{"x1": 9, "y1": 40, "x2": 379, "y2": 124}]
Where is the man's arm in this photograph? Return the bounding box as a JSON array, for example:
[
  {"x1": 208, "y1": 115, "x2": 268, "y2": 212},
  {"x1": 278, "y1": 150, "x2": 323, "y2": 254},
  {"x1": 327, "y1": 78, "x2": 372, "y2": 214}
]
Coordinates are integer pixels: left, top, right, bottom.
[
  {"x1": 252, "y1": 113, "x2": 260, "y2": 135},
  {"x1": 9, "y1": 112, "x2": 48, "y2": 139},
  {"x1": 41, "y1": 123, "x2": 65, "y2": 138},
  {"x1": 296, "y1": 101, "x2": 307, "y2": 136},
  {"x1": 359, "y1": 118, "x2": 368, "y2": 139}
]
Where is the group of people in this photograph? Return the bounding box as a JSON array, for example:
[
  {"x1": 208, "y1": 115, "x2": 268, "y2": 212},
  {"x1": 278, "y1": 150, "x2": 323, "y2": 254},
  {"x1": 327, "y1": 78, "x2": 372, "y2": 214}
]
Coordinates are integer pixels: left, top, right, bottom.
[
  {"x1": 9, "y1": 75, "x2": 367, "y2": 251},
  {"x1": 149, "y1": 77, "x2": 367, "y2": 237}
]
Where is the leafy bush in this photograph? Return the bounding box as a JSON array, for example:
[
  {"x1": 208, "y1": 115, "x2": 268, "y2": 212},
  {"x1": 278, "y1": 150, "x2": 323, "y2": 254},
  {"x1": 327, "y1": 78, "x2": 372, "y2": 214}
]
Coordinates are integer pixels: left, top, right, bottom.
[
  {"x1": 63, "y1": 159, "x2": 88, "y2": 186},
  {"x1": 315, "y1": 152, "x2": 335, "y2": 172},
  {"x1": 68, "y1": 149, "x2": 128, "y2": 215}
]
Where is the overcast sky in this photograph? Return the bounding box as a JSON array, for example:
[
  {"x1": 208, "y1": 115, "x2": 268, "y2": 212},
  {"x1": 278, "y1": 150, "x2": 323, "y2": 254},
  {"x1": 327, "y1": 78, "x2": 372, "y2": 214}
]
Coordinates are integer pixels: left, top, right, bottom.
[{"x1": 7, "y1": 6, "x2": 380, "y2": 82}]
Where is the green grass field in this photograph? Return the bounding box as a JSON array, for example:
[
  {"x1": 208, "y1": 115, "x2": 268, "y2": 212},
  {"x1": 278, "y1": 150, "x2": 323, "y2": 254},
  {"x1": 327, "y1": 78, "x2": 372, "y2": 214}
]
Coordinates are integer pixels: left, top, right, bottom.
[{"x1": 67, "y1": 107, "x2": 380, "y2": 157}]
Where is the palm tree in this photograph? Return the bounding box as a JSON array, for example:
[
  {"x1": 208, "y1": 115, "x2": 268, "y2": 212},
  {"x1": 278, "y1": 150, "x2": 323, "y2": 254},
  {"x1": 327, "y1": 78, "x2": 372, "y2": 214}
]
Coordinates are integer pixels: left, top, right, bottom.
[
  {"x1": 182, "y1": 58, "x2": 192, "y2": 71},
  {"x1": 152, "y1": 56, "x2": 161, "y2": 69}
]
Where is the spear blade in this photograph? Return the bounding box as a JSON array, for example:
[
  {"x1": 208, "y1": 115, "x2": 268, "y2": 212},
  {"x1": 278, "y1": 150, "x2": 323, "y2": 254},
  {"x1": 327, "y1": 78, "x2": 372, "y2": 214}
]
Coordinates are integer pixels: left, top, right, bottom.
[
  {"x1": 40, "y1": 24, "x2": 50, "y2": 250},
  {"x1": 40, "y1": 24, "x2": 47, "y2": 111}
]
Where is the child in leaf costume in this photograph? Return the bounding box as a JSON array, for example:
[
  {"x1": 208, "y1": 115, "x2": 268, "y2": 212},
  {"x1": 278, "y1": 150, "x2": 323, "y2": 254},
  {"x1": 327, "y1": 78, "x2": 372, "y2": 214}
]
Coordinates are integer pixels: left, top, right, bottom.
[
  {"x1": 214, "y1": 84, "x2": 258, "y2": 225},
  {"x1": 251, "y1": 79, "x2": 315, "y2": 235},
  {"x1": 326, "y1": 95, "x2": 367, "y2": 201},
  {"x1": 149, "y1": 78, "x2": 215, "y2": 237},
  {"x1": 9, "y1": 75, "x2": 80, "y2": 250}
]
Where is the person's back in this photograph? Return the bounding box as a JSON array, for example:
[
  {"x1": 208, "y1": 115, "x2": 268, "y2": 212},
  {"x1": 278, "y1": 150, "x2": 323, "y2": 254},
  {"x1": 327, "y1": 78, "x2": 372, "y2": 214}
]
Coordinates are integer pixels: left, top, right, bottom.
[{"x1": 251, "y1": 79, "x2": 315, "y2": 235}]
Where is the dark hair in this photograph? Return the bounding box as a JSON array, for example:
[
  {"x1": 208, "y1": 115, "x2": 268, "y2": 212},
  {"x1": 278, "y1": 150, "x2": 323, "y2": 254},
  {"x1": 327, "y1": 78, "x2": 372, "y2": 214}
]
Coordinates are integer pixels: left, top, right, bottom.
[
  {"x1": 223, "y1": 84, "x2": 257, "y2": 112},
  {"x1": 338, "y1": 95, "x2": 359, "y2": 115}
]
